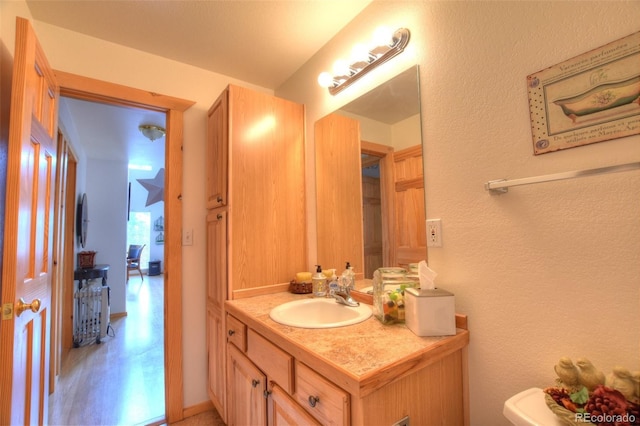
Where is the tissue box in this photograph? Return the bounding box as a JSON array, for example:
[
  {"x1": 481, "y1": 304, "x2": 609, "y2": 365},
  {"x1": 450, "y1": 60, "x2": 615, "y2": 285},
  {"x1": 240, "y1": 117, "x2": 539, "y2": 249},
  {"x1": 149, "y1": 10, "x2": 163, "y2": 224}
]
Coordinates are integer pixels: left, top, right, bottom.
[{"x1": 404, "y1": 287, "x2": 456, "y2": 336}]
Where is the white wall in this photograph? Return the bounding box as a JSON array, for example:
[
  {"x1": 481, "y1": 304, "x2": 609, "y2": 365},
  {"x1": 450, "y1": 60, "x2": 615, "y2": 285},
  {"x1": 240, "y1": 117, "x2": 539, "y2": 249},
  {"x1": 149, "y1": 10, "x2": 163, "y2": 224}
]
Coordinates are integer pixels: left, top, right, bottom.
[
  {"x1": 85, "y1": 159, "x2": 128, "y2": 314},
  {"x1": 277, "y1": 2, "x2": 640, "y2": 425}
]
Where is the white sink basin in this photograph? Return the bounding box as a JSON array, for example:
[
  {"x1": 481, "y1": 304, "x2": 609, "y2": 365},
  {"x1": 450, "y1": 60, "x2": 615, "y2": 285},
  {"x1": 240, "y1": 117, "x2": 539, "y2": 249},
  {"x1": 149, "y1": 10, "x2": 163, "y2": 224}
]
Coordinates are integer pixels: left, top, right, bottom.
[{"x1": 269, "y1": 298, "x2": 372, "y2": 329}]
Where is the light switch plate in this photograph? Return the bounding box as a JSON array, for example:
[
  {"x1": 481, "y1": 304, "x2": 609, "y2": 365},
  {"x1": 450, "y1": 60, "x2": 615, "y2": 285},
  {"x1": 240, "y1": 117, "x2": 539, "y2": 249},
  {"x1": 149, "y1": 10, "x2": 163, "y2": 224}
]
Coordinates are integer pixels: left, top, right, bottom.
[{"x1": 183, "y1": 229, "x2": 193, "y2": 246}]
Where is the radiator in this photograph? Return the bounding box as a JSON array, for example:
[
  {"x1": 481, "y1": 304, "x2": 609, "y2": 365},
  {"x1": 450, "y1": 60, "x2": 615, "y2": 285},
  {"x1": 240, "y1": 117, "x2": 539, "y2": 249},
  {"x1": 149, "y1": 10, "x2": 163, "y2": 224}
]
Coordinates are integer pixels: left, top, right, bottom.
[{"x1": 73, "y1": 284, "x2": 110, "y2": 346}]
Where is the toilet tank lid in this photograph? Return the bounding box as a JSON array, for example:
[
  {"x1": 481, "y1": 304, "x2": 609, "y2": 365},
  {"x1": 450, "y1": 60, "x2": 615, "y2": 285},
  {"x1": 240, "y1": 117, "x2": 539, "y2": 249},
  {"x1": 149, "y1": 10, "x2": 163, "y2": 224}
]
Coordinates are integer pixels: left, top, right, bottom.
[{"x1": 503, "y1": 387, "x2": 563, "y2": 426}]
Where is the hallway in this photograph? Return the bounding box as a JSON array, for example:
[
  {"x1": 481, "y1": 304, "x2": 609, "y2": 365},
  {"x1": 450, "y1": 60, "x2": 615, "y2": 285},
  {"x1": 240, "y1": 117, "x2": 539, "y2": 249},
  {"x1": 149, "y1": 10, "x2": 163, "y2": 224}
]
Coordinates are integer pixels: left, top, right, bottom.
[{"x1": 49, "y1": 274, "x2": 165, "y2": 425}]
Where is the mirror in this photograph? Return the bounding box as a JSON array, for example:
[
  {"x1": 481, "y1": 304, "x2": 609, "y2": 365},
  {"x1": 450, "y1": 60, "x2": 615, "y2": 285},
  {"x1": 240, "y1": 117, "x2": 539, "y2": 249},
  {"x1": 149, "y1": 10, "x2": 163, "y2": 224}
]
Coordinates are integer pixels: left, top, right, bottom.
[{"x1": 315, "y1": 65, "x2": 426, "y2": 279}]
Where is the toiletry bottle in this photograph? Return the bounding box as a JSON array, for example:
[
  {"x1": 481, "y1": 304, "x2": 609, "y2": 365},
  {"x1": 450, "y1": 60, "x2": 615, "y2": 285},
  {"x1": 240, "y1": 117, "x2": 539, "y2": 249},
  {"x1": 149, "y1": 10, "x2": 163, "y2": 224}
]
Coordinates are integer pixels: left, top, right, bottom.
[
  {"x1": 340, "y1": 261, "x2": 356, "y2": 290},
  {"x1": 312, "y1": 265, "x2": 327, "y2": 297},
  {"x1": 339, "y1": 263, "x2": 348, "y2": 289},
  {"x1": 347, "y1": 262, "x2": 356, "y2": 290},
  {"x1": 328, "y1": 271, "x2": 339, "y2": 296}
]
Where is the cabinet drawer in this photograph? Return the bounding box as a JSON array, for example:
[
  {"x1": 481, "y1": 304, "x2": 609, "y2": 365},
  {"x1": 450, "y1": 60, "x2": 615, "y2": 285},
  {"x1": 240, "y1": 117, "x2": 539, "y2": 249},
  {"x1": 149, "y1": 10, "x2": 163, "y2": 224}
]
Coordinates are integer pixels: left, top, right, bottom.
[
  {"x1": 226, "y1": 314, "x2": 246, "y2": 351},
  {"x1": 295, "y1": 362, "x2": 350, "y2": 426},
  {"x1": 269, "y1": 381, "x2": 320, "y2": 426},
  {"x1": 247, "y1": 329, "x2": 293, "y2": 394}
]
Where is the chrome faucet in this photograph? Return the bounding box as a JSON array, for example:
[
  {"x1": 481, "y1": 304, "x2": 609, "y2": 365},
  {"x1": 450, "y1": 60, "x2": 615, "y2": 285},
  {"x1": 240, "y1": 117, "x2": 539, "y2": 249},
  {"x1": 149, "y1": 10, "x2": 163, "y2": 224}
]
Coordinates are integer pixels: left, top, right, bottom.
[{"x1": 332, "y1": 286, "x2": 359, "y2": 307}]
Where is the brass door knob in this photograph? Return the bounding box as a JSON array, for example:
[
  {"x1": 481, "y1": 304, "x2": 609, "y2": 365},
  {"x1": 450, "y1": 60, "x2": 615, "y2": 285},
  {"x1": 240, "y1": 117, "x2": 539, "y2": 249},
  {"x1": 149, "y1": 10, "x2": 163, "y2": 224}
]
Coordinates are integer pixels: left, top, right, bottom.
[{"x1": 16, "y1": 298, "x2": 41, "y2": 316}]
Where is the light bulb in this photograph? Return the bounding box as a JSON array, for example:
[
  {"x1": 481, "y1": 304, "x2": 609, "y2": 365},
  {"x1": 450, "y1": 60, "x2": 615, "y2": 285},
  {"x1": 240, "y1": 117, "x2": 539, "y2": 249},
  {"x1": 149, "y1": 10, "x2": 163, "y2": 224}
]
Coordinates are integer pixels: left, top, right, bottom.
[
  {"x1": 317, "y1": 72, "x2": 334, "y2": 88},
  {"x1": 372, "y1": 26, "x2": 394, "y2": 48},
  {"x1": 332, "y1": 59, "x2": 351, "y2": 77},
  {"x1": 350, "y1": 43, "x2": 371, "y2": 64}
]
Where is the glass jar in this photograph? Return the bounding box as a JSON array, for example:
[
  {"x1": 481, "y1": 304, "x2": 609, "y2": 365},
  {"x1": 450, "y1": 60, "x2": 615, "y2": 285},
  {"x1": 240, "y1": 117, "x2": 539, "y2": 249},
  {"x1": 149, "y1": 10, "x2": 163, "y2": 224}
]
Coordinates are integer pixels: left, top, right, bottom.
[{"x1": 372, "y1": 267, "x2": 418, "y2": 324}]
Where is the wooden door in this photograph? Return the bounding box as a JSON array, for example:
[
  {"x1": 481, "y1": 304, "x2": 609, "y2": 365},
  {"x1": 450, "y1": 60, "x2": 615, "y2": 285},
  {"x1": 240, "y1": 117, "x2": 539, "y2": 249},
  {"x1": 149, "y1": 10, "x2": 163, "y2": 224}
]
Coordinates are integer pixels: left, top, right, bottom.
[
  {"x1": 0, "y1": 17, "x2": 59, "y2": 425},
  {"x1": 393, "y1": 145, "x2": 426, "y2": 266},
  {"x1": 50, "y1": 129, "x2": 76, "y2": 392}
]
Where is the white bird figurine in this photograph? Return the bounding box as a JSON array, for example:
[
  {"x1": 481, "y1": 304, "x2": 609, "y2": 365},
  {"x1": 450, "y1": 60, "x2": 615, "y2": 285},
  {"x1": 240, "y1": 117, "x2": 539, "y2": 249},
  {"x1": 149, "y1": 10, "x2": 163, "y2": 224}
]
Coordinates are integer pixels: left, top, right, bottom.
[
  {"x1": 554, "y1": 357, "x2": 579, "y2": 388},
  {"x1": 606, "y1": 366, "x2": 636, "y2": 401},
  {"x1": 575, "y1": 358, "x2": 605, "y2": 391}
]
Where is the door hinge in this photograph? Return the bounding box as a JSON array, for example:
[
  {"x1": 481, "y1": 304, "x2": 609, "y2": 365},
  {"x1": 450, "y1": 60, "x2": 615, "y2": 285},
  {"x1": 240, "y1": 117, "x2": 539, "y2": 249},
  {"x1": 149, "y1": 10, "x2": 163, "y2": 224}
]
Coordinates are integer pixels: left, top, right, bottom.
[{"x1": 2, "y1": 303, "x2": 14, "y2": 320}]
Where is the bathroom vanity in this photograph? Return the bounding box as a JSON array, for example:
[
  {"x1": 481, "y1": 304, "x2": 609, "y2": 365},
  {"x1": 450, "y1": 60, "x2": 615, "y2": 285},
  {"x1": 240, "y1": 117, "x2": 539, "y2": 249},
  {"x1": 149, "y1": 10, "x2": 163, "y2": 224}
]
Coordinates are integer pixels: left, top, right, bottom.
[
  {"x1": 224, "y1": 292, "x2": 469, "y2": 425},
  {"x1": 205, "y1": 78, "x2": 465, "y2": 425}
]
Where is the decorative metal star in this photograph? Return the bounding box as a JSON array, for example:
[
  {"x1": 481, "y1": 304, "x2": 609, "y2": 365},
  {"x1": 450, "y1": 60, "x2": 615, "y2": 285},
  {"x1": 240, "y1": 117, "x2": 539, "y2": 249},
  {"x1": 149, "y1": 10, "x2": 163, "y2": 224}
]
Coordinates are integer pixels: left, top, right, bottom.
[{"x1": 137, "y1": 168, "x2": 165, "y2": 206}]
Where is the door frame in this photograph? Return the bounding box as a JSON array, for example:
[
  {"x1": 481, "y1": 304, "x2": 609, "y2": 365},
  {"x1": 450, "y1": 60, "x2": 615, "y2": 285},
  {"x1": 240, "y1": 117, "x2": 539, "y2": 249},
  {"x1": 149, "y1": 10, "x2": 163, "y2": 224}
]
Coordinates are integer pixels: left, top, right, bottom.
[
  {"x1": 50, "y1": 128, "x2": 78, "y2": 392},
  {"x1": 54, "y1": 70, "x2": 194, "y2": 423}
]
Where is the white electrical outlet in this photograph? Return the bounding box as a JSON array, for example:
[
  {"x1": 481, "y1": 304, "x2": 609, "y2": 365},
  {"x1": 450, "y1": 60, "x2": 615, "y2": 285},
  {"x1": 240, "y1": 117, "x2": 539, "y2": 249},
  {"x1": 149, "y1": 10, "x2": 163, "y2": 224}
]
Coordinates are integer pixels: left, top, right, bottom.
[{"x1": 426, "y1": 219, "x2": 442, "y2": 247}]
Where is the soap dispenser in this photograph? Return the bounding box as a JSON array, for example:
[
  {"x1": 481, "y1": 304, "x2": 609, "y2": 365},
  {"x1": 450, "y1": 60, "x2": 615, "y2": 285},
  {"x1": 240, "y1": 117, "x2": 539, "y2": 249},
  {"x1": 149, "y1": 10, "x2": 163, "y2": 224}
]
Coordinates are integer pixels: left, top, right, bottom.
[
  {"x1": 340, "y1": 262, "x2": 356, "y2": 290},
  {"x1": 312, "y1": 265, "x2": 327, "y2": 297}
]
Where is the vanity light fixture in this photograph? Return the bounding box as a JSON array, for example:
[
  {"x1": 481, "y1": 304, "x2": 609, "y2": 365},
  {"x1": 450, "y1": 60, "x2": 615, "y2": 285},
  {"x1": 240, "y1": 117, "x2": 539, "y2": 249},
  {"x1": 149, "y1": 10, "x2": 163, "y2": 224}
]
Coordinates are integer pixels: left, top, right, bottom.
[
  {"x1": 318, "y1": 27, "x2": 410, "y2": 95},
  {"x1": 138, "y1": 124, "x2": 166, "y2": 141}
]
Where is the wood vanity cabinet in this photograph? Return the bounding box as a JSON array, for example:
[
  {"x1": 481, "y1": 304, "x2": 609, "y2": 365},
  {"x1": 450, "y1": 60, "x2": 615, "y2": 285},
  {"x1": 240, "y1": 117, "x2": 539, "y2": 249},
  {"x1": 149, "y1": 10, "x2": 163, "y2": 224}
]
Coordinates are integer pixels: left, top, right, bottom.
[
  {"x1": 226, "y1": 314, "x2": 346, "y2": 426},
  {"x1": 226, "y1": 294, "x2": 470, "y2": 426},
  {"x1": 205, "y1": 85, "x2": 307, "y2": 422}
]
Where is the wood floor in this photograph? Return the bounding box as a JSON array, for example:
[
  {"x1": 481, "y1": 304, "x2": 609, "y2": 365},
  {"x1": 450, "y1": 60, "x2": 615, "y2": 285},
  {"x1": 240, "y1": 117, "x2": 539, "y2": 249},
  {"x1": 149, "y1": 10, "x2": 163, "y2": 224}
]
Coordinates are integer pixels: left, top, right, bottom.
[{"x1": 49, "y1": 274, "x2": 166, "y2": 425}]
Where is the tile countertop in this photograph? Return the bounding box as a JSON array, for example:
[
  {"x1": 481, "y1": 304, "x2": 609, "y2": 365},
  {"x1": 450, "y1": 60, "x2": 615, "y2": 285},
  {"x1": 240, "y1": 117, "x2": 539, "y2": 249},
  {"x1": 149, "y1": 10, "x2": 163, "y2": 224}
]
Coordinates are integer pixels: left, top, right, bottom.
[{"x1": 225, "y1": 290, "x2": 469, "y2": 397}]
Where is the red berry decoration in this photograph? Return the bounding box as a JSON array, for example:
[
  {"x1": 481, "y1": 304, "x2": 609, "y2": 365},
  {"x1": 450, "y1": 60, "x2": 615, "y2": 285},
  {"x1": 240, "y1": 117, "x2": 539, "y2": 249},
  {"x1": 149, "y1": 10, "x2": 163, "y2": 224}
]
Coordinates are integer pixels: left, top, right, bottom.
[{"x1": 584, "y1": 385, "x2": 635, "y2": 425}]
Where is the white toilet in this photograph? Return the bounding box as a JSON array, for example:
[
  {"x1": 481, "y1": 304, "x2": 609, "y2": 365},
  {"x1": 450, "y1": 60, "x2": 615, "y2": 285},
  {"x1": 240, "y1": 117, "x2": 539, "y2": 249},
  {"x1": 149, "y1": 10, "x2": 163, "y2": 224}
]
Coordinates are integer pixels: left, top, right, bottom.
[{"x1": 503, "y1": 388, "x2": 563, "y2": 425}]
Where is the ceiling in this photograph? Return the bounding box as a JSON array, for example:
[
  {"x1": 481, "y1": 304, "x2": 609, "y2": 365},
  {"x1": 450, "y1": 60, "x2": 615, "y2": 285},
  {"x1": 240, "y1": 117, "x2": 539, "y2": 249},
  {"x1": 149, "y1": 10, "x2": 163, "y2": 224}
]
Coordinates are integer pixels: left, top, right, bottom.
[
  {"x1": 59, "y1": 97, "x2": 166, "y2": 166},
  {"x1": 27, "y1": 0, "x2": 372, "y2": 165}
]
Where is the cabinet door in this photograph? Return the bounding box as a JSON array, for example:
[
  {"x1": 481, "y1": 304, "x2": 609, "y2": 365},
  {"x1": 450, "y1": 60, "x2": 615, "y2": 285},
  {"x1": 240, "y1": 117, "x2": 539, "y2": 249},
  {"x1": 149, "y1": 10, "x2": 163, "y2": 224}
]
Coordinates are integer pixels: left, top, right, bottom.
[
  {"x1": 206, "y1": 89, "x2": 228, "y2": 209},
  {"x1": 207, "y1": 307, "x2": 225, "y2": 420},
  {"x1": 227, "y1": 344, "x2": 267, "y2": 426},
  {"x1": 228, "y1": 85, "x2": 307, "y2": 288},
  {"x1": 206, "y1": 210, "x2": 227, "y2": 310},
  {"x1": 269, "y1": 382, "x2": 320, "y2": 426},
  {"x1": 314, "y1": 113, "x2": 364, "y2": 274}
]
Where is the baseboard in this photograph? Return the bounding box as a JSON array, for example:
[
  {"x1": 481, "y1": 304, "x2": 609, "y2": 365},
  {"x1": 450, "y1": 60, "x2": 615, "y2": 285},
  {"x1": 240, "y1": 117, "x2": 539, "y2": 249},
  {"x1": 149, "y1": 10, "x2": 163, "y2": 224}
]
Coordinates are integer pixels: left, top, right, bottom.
[
  {"x1": 182, "y1": 400, "x2": 215, "y2": 419},
  {"x1": 110, "y1": 312, "x2": 127, "y2": 321}
]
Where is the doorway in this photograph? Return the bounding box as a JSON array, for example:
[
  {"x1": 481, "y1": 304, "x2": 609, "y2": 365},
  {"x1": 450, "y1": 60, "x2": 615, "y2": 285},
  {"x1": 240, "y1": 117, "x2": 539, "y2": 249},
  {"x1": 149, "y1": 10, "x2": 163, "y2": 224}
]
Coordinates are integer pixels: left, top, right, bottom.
[
  {"x1": 361, "y1": 141, "x2": 396, "y2": 275},
  {"x1": 52, "y1": 70, "x2": 193, "y2": 423},
  {"x1": 53, "y1": 93, "x2": 167, "y2": 422}
]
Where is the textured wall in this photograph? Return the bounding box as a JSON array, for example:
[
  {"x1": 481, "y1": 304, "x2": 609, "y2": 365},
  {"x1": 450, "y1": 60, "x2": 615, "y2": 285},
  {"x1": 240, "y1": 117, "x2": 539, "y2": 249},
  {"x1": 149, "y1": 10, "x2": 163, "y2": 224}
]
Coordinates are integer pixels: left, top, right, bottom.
[{"x1": 278, "y1": 2, "x2": 640, "y2": 424}]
